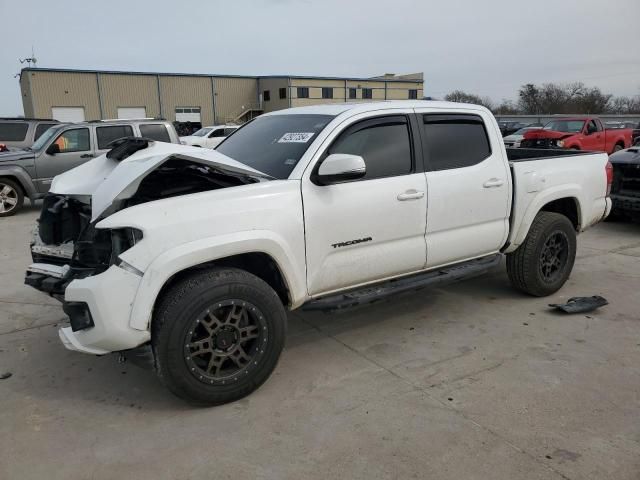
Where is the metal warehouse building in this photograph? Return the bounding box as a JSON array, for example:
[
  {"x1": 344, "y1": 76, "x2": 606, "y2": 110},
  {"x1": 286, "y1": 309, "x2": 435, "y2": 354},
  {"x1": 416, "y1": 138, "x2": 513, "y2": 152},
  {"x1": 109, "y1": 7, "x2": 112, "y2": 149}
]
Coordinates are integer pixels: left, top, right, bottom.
[{"x1": 19, "y1": 68, "x2": 424, "y2": 125}]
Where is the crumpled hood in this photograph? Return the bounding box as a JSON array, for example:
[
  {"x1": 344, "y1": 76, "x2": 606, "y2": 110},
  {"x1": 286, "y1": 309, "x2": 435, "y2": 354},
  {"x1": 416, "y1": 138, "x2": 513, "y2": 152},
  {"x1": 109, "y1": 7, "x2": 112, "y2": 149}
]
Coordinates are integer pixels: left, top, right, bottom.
[
  {"x1": 0, "y1": 149, "x2": 35, "y2": 162},
  {"x1": 50, "y1": 141, "x2": 269, "y2": 222},
  {"x1": 523, "y1": 129, "x2": 573, "y2": 141}
]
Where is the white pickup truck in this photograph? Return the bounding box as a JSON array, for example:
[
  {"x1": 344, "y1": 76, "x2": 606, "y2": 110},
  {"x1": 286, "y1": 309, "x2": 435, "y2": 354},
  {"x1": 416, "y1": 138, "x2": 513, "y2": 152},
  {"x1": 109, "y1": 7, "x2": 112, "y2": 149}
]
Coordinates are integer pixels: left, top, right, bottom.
[{"x1": 25, "y1": 101, "x2": 612, "y2": 405}]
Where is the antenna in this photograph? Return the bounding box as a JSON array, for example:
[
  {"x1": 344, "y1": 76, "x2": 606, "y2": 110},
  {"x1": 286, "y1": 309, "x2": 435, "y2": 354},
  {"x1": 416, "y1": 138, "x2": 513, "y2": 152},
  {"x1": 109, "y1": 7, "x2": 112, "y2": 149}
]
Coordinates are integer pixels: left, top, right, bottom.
[{"x1": 19, "y1": 47, "x2": 37, "y2": 68}]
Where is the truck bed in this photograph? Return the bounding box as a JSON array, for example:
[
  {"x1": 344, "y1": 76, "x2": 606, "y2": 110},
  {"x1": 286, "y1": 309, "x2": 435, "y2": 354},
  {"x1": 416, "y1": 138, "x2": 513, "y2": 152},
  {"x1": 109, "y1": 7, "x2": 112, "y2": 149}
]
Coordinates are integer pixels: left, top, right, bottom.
[{"x1": 506, "y1": 147, "x2": 593, "y2": 162}]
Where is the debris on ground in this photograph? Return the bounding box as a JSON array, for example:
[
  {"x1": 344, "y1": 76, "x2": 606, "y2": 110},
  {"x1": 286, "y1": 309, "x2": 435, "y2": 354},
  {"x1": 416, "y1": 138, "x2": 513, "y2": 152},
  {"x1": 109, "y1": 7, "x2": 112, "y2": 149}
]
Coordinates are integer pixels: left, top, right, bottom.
[
  {"x1": 0, "y1": 372, "x2": 13, "y2": 380},
  {"x1": 549, "y1": 296, "x2": 608, "y2": 314}
]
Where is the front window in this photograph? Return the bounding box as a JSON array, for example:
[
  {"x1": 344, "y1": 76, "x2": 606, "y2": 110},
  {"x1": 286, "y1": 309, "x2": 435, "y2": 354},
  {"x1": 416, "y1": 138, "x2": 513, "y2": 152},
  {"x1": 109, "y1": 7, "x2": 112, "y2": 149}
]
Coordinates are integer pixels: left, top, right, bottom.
[
  {"x1": 543, "y1": 120, "x2": 585, "y2": 133},
  {"x1": 216, "y1": 114, "x2": 334, "y2": 179},
  {"x1": 191, "y1": 127, "x2": 214, "y2": 137},
  {"x1": 31, "y1": 125, "x2": 65, "y2": 151},
  {"x1": 53, "y1": 128, "x2": 90, "y2": 153}
]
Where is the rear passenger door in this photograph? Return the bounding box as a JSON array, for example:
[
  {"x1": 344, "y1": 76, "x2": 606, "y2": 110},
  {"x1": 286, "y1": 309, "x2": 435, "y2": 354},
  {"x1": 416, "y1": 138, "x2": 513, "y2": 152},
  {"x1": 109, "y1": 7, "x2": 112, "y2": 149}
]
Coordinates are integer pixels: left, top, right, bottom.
[{"x1": 415, "y1": 110, "x2": 510, "y2": 267}]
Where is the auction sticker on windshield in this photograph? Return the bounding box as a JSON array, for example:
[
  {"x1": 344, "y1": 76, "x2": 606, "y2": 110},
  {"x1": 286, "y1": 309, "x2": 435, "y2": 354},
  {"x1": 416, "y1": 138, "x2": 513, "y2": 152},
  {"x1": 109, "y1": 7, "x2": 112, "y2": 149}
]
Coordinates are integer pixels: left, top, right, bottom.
[{"x1": 278, "y1": 132, "x2": 315, "y2": 143}]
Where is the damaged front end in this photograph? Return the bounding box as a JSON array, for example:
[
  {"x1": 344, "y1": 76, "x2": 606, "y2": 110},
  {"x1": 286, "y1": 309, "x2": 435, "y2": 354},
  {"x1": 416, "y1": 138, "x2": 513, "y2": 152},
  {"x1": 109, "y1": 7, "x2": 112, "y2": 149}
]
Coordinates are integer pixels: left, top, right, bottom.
[
  {"x1": 25, "y1": 193, "x2": 144, "y2": 330},
  {"x1": 25, "y1": 138, "x2": 270, "y2": 340}
]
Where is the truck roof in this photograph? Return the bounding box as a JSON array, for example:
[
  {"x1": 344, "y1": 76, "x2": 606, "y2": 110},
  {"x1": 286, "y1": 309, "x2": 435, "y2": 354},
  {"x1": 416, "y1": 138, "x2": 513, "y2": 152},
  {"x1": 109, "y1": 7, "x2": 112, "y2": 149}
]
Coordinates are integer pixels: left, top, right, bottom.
[{"x1": 262, "y1": 100, "x2": 488, "y2": 117}]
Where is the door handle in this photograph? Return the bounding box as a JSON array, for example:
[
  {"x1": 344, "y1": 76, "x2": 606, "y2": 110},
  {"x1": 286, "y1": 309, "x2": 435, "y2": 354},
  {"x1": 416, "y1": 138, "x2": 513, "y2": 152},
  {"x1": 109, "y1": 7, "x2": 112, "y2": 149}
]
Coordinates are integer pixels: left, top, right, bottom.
[
  {"x1": 483, "y1": 178, "x2": 504, "y2": 188},
  {"x1": 397, "y1": 190, "x2": 424, "y2": 201},
  {"x1": 80, "y1": 153, "x2": 94, "y2": 159}
]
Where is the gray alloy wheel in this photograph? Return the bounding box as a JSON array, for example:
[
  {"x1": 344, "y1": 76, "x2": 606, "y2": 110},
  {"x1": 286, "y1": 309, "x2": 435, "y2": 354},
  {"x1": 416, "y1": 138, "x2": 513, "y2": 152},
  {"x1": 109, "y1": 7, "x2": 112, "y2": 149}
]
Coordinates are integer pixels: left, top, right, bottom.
[{"x1": 0, "y1": 180, "x2": 23, "y2": 217}]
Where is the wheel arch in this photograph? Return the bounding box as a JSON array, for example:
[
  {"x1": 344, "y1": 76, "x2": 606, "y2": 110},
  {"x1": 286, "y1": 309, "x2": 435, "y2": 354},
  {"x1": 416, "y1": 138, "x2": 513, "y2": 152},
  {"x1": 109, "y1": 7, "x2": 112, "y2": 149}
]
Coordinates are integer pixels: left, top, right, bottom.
[
  {"x1": 127, "y1": 234, "x2": 307, "y2": 332},
  {"x1": 0, "y1": 167, "x2": 37, "y2": 200},
  {"x1": 507, "y1": 189, "x2": 583, "y2": 253}
]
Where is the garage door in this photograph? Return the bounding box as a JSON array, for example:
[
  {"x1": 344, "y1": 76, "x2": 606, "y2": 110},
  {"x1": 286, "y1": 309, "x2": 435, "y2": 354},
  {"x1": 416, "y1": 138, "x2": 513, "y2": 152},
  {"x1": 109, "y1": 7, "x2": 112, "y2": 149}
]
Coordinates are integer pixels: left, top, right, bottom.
[
  {"x1": 51, "y1": 107, "x2": 85, "y2": 123},
  {"x1": 175, "y1": 107, "x2": 201, "y2": 123},
  {"x1": 117, "y1": 107, "x2": 147, "y2": 119}
]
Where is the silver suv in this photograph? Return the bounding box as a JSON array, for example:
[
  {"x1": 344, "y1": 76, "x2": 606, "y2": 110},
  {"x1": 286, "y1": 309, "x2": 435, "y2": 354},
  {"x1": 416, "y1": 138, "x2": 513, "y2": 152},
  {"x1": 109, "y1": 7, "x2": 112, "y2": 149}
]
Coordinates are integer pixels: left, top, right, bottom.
[
  {"x1": 0, "y1": 118, "x2": 179, "y2": 216},
  {"x1": 0, "y1": 118, "x2": 61, "y2": 150}
]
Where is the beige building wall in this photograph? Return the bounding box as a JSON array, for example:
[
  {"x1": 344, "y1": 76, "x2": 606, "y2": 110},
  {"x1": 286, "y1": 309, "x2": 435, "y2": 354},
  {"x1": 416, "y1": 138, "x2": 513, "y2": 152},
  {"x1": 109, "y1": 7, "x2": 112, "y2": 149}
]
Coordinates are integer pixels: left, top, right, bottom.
[
  {"x1": 290, "y1": 78, "x2": 348, "y2": 107},
  {"x1": 213, "y1": 77, "x2": 258, "y2": 124},
  {"x1": 19, "y1": 73, "x2": 34, "y2": 118},
  {"x1": 259, "y1": 77, "x2": 290, "y2": 113},
  {"x1": 99, "y1": 74, "x2": 160, "y2": 119},
  {"x1": 25, "y1": 70, "x2": 101, "y2": 120},
  {"x1": 385, "y1": 81, "x2": 423, "y2": 100},
  {"x1": 159, "y1": 75, "x2": 214, "y2": 125}
]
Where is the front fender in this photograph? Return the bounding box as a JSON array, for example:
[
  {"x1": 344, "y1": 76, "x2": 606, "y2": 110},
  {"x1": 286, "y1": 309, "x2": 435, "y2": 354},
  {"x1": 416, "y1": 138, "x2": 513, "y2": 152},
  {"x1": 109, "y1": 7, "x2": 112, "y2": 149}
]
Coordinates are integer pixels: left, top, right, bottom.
[
  {"x1": 0, "y1": 165, "x2": 38, "y2": 199},
  {"x1": 127, "y1": 230, "x2": 307, "y2": 331}
]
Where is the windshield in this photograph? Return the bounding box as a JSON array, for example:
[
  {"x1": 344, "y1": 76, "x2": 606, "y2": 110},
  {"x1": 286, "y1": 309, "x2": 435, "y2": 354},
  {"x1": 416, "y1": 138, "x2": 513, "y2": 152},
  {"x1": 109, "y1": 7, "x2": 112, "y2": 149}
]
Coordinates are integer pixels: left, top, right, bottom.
[
  {"x1": 191, "y1": 127, "x2": 214, "y2": 137},
  {"x1": 543, "y1": 120, "x2": 585, "y2": 133},
  {"x1": 216, "y1": 114, "x2": 334, "y2": 179},
  {"x1": 30, "y1": 125, "x2": 65, "y2": 151}
]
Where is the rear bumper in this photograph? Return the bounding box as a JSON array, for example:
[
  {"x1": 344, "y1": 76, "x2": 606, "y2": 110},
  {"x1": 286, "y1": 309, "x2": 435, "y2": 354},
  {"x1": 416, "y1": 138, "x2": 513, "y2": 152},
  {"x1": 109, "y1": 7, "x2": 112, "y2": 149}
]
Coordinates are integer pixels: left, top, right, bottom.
[{"x1": 611, "y1": 193, "x2": 640, "y2": 213}]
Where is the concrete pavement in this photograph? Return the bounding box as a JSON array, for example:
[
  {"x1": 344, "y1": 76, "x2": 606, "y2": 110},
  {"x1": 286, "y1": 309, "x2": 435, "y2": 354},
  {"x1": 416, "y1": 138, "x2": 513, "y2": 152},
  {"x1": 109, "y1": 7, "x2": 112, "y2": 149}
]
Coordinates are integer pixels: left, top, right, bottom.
[{"x1": 1, "y1": 205, "x2": 639, "y2": 479}]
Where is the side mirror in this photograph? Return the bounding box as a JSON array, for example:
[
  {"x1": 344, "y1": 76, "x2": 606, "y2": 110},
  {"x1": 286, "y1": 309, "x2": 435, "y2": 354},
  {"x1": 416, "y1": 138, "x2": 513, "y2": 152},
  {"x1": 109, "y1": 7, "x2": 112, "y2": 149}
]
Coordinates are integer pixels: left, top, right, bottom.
[
  {"x1": 315, "y1": 153, "x2": 366, "y2": 185},
  {"x1": 46, "y1": 143, "x2": 61, "y2": 155}
]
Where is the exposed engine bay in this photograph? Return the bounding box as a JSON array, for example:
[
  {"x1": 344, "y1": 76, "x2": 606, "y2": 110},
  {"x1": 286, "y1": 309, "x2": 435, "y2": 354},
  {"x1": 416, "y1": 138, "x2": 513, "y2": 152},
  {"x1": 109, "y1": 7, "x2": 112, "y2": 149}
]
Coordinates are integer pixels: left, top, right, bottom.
[{"x1": 25, "y1": 139, "x2": 268, "y2": 301}]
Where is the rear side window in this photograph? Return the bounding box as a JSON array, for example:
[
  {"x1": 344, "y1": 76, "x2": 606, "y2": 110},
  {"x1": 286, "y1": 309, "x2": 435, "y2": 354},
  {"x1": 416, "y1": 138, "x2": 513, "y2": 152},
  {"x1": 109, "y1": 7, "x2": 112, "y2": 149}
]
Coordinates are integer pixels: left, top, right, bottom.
[
  {"x1": 328, "y1": 116, "x2": 412, "y2": 180},
  {"x1": 223, "y1": 127, "x2": 237, "y2": 136},
  {"x1": 139, "y1": 123, "x2": 171, "y2": 142},
  {"x1": 96, "y1": 125, "x2": 134, "y2": 149},
  {"x1": 0, "y1": 122, "x2": 29, "y2": 141},
  {"x1": 34, "y1": 123, "x2": 58, "y2": 141},
  {"x1": 422, "y1": 114, "x2": 491, "y2": 171},
  {"x1": 209, "y1": 128, "x2": 226, "y2": 138}
]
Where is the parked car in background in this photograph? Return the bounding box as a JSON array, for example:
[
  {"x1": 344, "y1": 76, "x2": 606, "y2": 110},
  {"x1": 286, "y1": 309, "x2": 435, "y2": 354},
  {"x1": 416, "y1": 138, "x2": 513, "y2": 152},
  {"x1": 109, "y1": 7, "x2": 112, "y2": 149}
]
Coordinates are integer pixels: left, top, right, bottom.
[
  {"x1": 24, "y1": 101, "x2": 611, "y2": 404},
  {"x1": 521, "y1": 117, "x2": 633, "y2": 154},
  {"x1": 608, "y1": 144, "x2": 640, "y2": 221},
  {"x1": 498, "y1": 120, "x2": 528, "y2": 137},
  {"x1": 0, "y1": 118, "x2": 60, "y2": 149},
  {"x1": 0, "y1": 118, "x2": 179, "y2": 216},
  {"x1": 503, "y1": 126, "x2": 542, "y2": 148},
  {"x1": 180, "y1": 125, "x2": 239, "y2": 148}
]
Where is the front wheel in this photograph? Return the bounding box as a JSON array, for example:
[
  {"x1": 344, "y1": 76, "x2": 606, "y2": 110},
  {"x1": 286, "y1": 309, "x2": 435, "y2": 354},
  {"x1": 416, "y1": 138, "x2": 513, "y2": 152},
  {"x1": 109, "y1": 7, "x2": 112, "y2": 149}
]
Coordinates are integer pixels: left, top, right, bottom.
[
  {"x1": 152, "y1": 268, "x2": 287, "y2": 405},
  {"x1": 506, "y1": 212, "x2": 576, "y2": 296}
]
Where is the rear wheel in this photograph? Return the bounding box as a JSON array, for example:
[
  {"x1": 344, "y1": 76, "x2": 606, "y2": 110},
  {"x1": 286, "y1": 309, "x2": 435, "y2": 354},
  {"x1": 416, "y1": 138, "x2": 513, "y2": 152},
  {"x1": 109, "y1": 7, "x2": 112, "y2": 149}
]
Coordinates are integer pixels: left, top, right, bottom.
[
  {"x1": 612, "y1": 143, "x2": 624, "y2": 153},
  {"x1": 152, "y1": 268, "x2": 287, "y2": 405},
  {"x1": 0, "y1": 178, "x2": 23, "y2": 217},
  {"x1": 506, "y1": 212, "x2": 576, "y2": 296}
]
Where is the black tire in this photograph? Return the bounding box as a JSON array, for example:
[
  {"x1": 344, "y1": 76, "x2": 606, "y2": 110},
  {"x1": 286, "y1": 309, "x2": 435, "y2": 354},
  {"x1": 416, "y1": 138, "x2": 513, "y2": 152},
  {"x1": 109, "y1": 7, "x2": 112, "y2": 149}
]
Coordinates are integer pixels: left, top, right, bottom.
[
  {"x1": 506, "y1": 212, "x2": 576, "y2": 297},
  {"x1": 0, "y1": 178, "x2": 24, "y2": 217},
  {"x1": 152, "y1": 268, "x2": 287, "y2": 406}
]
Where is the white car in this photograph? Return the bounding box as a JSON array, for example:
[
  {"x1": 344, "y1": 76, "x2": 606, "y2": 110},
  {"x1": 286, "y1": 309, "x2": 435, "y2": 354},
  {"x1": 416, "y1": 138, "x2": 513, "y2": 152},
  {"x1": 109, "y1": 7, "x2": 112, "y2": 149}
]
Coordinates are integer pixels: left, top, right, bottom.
[
  {"x1": 26, "y1": 101, "x2": 612, "y2": 405},
  {"x1": 503, "y1": 126, "x2": 542, "y2": 148},
  {"x1": 179, "y1": 125, "x2": 238, "y2": 148}
]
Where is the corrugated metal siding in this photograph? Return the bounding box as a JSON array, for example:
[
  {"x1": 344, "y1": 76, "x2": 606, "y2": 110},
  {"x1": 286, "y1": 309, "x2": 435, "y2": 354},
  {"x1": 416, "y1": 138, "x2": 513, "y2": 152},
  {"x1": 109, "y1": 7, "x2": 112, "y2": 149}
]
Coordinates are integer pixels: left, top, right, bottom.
[
  {"x1": 19, "y1": 74, "x2": 34, "y2": 117},
  {"x1": 99, "y1": 74, "x2": 160, "y2": 119},
  {"x1": 259, "y1": 77, "x2": 290, "y2": 112},
  {"x1": 28, "y1": 71, "x2": 100, "y2": 120},
  {"x1": 159, "y1": 76, "x2": 214, "y2": 125},
  {"x1": 214, "y1": 77, "x2": 258, "y2": 123}
]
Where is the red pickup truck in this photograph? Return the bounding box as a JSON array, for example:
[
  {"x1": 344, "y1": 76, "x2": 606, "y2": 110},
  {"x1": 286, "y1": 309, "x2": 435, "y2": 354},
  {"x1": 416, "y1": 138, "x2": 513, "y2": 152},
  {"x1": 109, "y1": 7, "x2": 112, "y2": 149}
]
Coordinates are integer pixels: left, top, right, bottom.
[{"x1": 521, "y1": 117, "x2": 633, "y2": 154}]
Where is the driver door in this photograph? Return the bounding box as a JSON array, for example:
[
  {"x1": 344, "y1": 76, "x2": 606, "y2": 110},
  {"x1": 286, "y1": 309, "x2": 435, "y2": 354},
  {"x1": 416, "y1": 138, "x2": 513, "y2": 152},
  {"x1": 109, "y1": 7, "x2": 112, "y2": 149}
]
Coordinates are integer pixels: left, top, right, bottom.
[
  {"x1": 301, "y1": 113, "x2": 428, "y2": 296},
  {"x1": 34, "y1": 127, "x2": 94, "y2": 193},
  {"x1": 582, "y1": 120, "x2": 603, "y2": 151}
]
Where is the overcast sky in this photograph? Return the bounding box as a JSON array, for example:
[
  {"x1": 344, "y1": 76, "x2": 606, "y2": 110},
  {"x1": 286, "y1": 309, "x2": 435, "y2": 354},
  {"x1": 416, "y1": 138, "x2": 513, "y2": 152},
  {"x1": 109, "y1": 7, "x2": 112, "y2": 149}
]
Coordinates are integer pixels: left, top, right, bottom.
[{"x1": 1, "y1": 0, "x2": 639, "y2": 115}]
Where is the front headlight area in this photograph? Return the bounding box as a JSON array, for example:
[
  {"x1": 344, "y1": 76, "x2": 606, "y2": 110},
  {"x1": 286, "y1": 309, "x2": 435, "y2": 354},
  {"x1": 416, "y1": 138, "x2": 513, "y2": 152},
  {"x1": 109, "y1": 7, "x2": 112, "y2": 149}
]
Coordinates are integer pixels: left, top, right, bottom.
[
  {"x1": 74, "y1": 226, "x2": 143, "y2": 275},
  {"x1": 556, "y1": 139, "x2": 565, "y2": 148}
]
